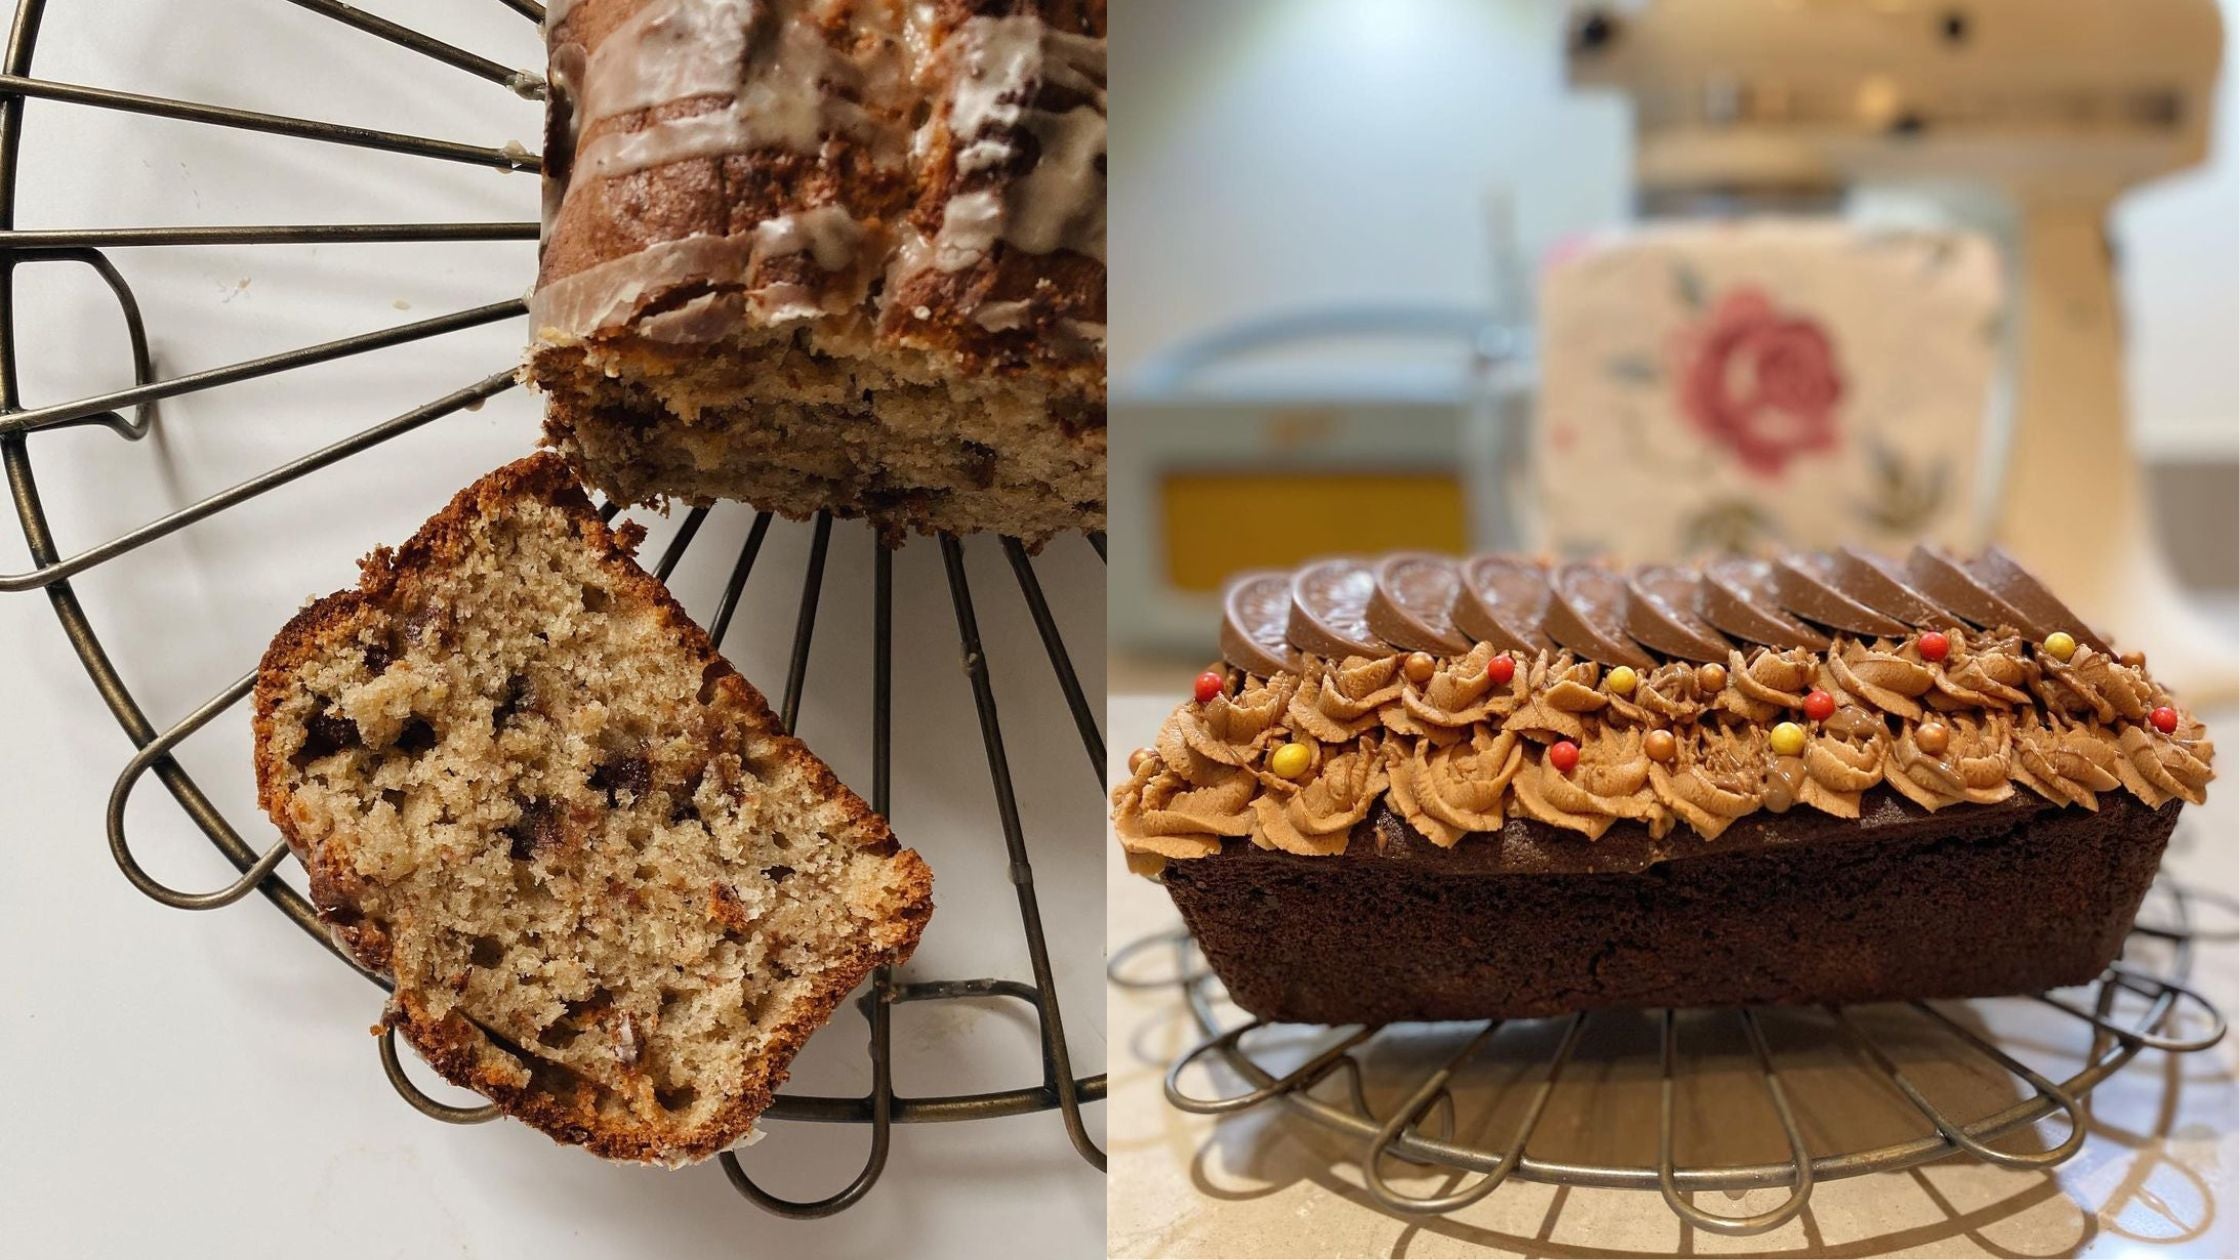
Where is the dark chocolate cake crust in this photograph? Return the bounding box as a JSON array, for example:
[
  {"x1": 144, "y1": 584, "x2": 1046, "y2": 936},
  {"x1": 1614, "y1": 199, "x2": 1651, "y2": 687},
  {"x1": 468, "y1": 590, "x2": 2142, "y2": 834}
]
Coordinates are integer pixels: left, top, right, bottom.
[{"x1": 1163, "y1": 790, "x2": 2176, "y2": 1025}]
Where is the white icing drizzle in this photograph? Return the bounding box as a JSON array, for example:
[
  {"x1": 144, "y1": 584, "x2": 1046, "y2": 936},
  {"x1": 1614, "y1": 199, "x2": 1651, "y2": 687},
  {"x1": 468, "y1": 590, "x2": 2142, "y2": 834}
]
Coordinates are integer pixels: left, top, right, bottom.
[
  {"x1": 932, "y1": 16, "x2": 1107, "y2": 271},
  {"x1": 581, "y1": 0, "x2": 753, "y2": 122},
  {"x1": 571, "y1": 0, "x2": 880, "y2": 183},
  {"x1": 530, "y1": 209, "x2": 872, "y2": 341},
  {"x1": 973, "y1": 299, "x2": 1034, "y2": 332},
  {"x1": 752, "y1": 204, "x2": 865, "y2": 272}
]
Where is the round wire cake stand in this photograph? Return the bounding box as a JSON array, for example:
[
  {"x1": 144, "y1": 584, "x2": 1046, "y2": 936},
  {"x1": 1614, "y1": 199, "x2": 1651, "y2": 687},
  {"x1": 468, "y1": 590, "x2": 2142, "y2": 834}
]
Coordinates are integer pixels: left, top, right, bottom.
[
  {"x1": 0, "y1": 0, "x2": 1103, "y2": 1218},
  {"x1": 1111, "y1": 873, "x2": 2232, "y2": 1237}
]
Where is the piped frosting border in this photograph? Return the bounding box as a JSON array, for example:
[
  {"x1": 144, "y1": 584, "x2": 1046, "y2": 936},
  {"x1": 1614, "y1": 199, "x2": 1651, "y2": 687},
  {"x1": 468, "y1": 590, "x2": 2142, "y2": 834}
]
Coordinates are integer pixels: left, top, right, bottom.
[{"x1": 1115, "y1": 603, "x2": 2214, "y2": 869}]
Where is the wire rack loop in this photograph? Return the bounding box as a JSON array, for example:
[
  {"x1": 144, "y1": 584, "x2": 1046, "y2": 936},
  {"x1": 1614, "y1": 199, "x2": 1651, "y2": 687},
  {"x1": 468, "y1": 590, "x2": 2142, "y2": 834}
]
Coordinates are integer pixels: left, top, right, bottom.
[
  {"x1": 1165, "y1": 1020, "x2": 1375, "y2": 1116},
  {"x1": 1655, "y1": 1008, "x2": 1815, "y2": 1236},
  {"x1": 7, "y1": 247, "x2": 154, "y2": 438},
  {"x1": 379, "y1": 1027, "x2": 500, "y2": 1125},
  {"x1": 2036, "y1": 965, "x2": 2229, "y2": 1053},
  {"x1": 1363, "y1": 1012, "x2": 1587, "y2": 1216},
  {"x1": 106, "y1": 669, "x2": 294, "y2": 910}
]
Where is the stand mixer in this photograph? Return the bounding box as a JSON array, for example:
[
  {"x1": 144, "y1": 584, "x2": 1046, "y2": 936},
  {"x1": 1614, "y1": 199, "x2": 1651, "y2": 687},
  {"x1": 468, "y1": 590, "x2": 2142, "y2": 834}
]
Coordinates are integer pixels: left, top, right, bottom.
[{"x1": 1569, "y1": 0, "x2": 2236, "y2": 702}]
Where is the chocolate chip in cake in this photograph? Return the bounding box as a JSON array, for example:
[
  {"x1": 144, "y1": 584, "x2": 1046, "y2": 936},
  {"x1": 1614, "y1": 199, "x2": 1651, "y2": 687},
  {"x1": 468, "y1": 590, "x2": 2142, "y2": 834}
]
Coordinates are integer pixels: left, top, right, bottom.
[
  {"x1": 505, "y1": 797, "x2": 564, "y2": 861},
  {"x1": 294, "y1": 702, "x2": 360, "y2": 767},
  {"x1": 589, "y1": 753, "x2": 653, "y2": 805}
]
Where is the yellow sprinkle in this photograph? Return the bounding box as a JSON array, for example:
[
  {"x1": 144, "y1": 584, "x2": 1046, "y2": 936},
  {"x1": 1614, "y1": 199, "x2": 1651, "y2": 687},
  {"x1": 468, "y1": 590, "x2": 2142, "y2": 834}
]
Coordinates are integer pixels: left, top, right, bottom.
[
  {"x1": 1769, "y1": 722, "x2": 1807, "y2": 757},
  {"x1": 1606, "y1": 665, "x2": 1639, "y2": 696},
  {"x1": 2043, "y1": 631, "x2": 2077, "y2": 662},
  {"x1": 1269, "y1": 742, "x2": 1313, "y2": 780}
]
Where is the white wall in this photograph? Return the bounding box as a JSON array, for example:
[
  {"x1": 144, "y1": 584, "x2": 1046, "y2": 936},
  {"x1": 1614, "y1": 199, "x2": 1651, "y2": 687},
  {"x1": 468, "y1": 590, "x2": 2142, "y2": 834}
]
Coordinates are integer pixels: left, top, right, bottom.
[{"x1": 1113, "y1": 0, "x2": 2239, "y2": 457}]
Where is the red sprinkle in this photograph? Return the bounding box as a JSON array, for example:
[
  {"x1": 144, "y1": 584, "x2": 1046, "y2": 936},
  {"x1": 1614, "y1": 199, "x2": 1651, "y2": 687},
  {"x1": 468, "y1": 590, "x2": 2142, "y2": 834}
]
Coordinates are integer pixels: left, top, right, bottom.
[
  {"x1": 1803, "y1": 689, "x2": 1836, "y2": 722},
  {"x1": 2150, "y1": 706, "x2": 2179, "y2": 735},
  {"x1": 1548, "y1": 740, "x2": 1580, "y2": 774},
  {"x1": 1487, "y1": 653, "x2": 1517, "y2": 686},
  {"x1": 1918, "y1": 631, "x2": 1950, "y2": 663},
  {"x1": 1193, "y1": 671, "x2": 1224, "y2": 704}
]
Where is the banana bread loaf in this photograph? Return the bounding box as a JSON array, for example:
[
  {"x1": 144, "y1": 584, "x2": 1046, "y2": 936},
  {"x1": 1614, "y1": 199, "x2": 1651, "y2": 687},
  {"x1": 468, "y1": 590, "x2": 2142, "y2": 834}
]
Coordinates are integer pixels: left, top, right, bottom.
[{"x1": 529, "y1": 0, "x2": 1106, "y2": 543}]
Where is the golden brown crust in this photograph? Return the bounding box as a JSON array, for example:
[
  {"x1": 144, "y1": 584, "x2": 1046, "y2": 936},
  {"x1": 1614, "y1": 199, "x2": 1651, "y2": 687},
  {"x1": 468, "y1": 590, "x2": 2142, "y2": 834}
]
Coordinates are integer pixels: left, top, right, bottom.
[
  {"x1": 530, "y1": 0, "x2": 1106, "y2": 540},
  {"x1": 539, "y1": 0, "x2": 1106, "y2": 378},
  {"x1": 253, "y1": 452, "x2": 931, "y2": 1163}
]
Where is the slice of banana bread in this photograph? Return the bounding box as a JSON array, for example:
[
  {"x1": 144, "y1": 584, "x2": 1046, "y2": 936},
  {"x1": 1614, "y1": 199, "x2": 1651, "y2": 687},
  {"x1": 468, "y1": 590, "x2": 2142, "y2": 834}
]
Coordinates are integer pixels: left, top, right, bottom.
[{"x1": 254, "y1": 453, "x2": 931, "y2": 1164}]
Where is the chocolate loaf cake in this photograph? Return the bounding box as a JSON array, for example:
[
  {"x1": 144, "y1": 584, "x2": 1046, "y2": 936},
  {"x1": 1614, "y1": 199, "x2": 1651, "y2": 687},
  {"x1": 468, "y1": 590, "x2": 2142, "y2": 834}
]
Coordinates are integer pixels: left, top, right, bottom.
[
  {"x1": 1114, "y1": 548, "x2": 2215, "y2": 1024},
  {"x1": 529, "y1": 0, "x2": 1106, "y2": 543}
]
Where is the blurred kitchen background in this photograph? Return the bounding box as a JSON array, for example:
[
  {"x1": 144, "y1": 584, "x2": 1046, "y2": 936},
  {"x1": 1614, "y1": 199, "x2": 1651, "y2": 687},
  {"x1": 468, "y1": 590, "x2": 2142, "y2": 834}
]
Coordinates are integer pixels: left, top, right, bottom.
[{"x1": 1107, "y1": 0, "x2": 2240, "y2": 699}]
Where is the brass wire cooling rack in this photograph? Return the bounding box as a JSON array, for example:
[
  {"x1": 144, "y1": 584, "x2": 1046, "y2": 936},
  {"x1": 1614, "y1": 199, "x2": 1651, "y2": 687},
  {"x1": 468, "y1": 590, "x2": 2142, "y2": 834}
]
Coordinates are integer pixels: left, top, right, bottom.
[
  {"x1": 1111, "y1": 875, "x2": 2232, "y2": 1236},
  {"x1": 0, "y1": 0, "x2": 1103, "y2": 1218}
]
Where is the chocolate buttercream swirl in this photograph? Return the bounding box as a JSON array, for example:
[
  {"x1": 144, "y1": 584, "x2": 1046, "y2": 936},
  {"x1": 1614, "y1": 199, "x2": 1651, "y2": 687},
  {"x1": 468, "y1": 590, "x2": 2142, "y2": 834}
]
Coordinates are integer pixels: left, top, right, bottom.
[
  {"x1": 1792, "y1": 703, "x2": 1888, "y2": 817},
  {"x1": 1250, "y1": 735, "x2": 1388, "y2": 855},
  {"x1": 1509, "y1": 726, "x2": 1659, "y2": 841},
  {"x1": 1826, "y1": 637, "x2": 1936, "y2": 720},
  {"x1": 1368, "y1": 553, "x2": 1471, "y2": 654},
  {"x1": 1221, "y1": 570, "x2": 1303, "y2": 676},
  {"x1": 1702, "y1": 558, "x2": 1832, "y2": 650},
  {"x1": 1111, "y1": 768, "x2": 1251, "y2": 859},
  {"x1": 1547, "y1": 564, "x2": 1656, "y2": 669},
  {"x1": 1384, "y1": 727, "x2": 1524, "y2": 848},
  {"x1": 2010, "y1": 710, "x2": 2125, "y2": 809},
  {"x1": 1648, "y1": 727, "x2": 1764, "y2": 841},
  {"x1": 1716, "y1": 646, "x2": 1817, "y2": 724},
  {"x1": 1928, "y1": 628, "x2": 2033, "y2": 709},
  {"x1": 1626, "y1": 565, "x2": 1733, "y2": 663},
  {"x1": 1634, "y1": 660, "x2": 1718, "y2": 723},
  {"x1": 2114, "y1": 720, "x2": 2215, "y2": 808},
  {"x1": 1886, "y1": 713, "x2": 2015, "y2": 810},
  {"x1": 1450, "y1": 556, "x2": 1556, "y2": 655},
  {"x1": 1284, "y1": 655, "x2": 1405, "y2": 743},
  {"x1": 1382, "y1": 642, "x2": 1516, "y2": 743},
  {"x1": 1774, "y1": 552, "x2": 1910, "y2": 638},
  {"x1": 1159, "y1": 673, "x2": 1295, "y2": 776},
  {"x1": 2032, "y1": 644, "x2": 2154, "y2": 724},
  {"x1": 1504, "y1": 655, "x2": 1609, "y2": 743},
  {"x1": 1288, "y1": 559, "x2": 1390, "y2": 659}
]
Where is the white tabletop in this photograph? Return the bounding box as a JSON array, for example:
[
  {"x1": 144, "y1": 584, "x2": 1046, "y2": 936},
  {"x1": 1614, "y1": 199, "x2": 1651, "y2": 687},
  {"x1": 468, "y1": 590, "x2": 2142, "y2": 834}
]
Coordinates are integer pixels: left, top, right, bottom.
[
  {"x1": 0, "y1": 3, "x2": 1104, "y2": 1256},
  {"x1": 1107, "y1": 692, "x2": 2240, "y2": 1259}
]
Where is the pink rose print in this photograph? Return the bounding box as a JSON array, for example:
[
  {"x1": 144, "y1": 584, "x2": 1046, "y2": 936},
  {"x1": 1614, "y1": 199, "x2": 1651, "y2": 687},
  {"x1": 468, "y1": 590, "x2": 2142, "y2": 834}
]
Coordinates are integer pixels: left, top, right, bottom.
[{"x1": 1672, "y1": 287, "x2": 1844, "y2": 478}]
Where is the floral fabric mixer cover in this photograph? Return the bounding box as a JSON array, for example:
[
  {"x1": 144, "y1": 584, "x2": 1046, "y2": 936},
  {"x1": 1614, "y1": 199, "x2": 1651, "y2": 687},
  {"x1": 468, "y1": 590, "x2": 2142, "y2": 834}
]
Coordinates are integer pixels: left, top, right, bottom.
[{"x1": 1533, "y1": 220, "x2": 2003, "y2": 560}]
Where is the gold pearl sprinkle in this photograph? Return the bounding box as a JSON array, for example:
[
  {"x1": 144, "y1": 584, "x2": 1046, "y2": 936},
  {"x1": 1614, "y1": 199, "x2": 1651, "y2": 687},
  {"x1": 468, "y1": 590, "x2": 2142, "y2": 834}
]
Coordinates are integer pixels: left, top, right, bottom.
[
  {"x1": 1644, "y1": 729, "x2": 1677, "y2": 763},
  {"x1": 1127, "y1": 747, "x2": 1156, "y2": 775},
  {"x1": 1915, "y1": 722, "x2": 1950, "y2": 756},
  {"x1": 1697, "y1": 662, "x2": 1728, "y2": 692},
  {"x1": 1403, "y1": 651, "x2": 1436, "y2": 684}
]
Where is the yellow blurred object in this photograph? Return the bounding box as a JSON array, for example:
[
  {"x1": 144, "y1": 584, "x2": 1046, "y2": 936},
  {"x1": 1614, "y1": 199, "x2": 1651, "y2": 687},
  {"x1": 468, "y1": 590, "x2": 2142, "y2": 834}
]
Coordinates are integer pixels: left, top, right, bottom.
[
  {"x1": 1606, "y1": 665, "x2": 1639, "y2": 696},
  {"x1": 1770, "y1": 722, "x2": 1807, "y2": 757},
  {"x1": 1160, "y1": 471, "x2": 1467, "y2": 593},
  {"x1": 2044, "y1": 632, "x2": 2078, "y2": 663}
]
